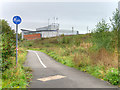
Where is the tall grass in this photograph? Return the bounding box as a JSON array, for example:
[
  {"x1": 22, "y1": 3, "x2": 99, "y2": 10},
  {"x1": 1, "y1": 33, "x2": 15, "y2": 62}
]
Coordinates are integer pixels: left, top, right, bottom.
[
  {"x1": 20, "y1": 9, "x2": 119, "y2": 86},
  {"x1": 2, "y1": 48, "x2": 32, "y2": 88}
]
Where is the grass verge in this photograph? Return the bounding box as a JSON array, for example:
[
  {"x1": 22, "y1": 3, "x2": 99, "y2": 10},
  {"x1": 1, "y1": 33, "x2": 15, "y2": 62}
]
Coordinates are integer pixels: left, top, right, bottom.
[{"x1": 2, "y1": 47, "x2": 32, "y2": 88}]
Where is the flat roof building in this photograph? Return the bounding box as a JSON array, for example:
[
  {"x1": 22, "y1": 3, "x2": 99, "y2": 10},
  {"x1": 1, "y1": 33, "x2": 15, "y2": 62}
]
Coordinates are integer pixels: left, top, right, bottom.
[{"x1": 21, "y1": 24, "x2": 59, "y2": 40}]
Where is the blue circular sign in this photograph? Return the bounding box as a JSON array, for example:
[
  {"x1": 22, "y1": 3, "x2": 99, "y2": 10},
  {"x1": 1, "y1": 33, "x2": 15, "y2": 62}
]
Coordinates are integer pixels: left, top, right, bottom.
[{"x1": 13, "y1": 16, "x2": 22, "y2": 24}]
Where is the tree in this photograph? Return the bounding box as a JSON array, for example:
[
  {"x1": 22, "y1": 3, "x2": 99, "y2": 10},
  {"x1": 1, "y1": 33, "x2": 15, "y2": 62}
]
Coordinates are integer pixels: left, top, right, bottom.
[
  {"x1": 91, "y1": 9, "x2": 120, "y2": 52},
  {"x1": 110, "y1": 9, "x2": 120, "y2": 49},
  {"x1": 91, "y1": 19, "x2": 112, "y2": 51},
  {"x1": 110, "y1": 9, "x2": 120, "y2": 31}
]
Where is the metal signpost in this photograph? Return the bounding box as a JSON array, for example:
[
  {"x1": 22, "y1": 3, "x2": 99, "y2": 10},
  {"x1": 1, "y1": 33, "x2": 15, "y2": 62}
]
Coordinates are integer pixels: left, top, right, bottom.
[{"x1": 13, "y1": 16, "x2": 22, "y2": 66}]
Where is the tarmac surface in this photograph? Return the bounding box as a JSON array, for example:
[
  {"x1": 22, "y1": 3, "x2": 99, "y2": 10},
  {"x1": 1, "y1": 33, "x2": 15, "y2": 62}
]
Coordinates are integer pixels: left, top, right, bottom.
[{"x1": 24, "y1": 50, "x2": 118, "y2": 89}]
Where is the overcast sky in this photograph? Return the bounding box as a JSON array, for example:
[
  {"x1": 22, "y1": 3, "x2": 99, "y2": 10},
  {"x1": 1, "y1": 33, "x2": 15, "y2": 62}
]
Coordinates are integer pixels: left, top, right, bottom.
[{"x1": 1, "y1": 0, "x2": 119, "y2": 34}]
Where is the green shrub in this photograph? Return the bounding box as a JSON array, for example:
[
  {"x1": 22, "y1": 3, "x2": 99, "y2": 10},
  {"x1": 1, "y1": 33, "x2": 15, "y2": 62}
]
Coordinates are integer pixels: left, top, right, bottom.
[
  {"x1": 91, "y1": 9, "x2": 120, "y2": 52},
  {"x1": 22, "y1": 41, "x2": 33, "y2": 47},
  {"x1": 60, "y1": 37, "x2": 71, "y2": 44},
  {"x1": 62, "y1": 49, "x2": 70, "y2": 56},
  {"x1": 1, "y1": 19, "x2": 16, "y2": 71},
  {"x1": 91, "y1": 19, "x2": 112, "y2": 51},
  {"x1": 104, "y1": 68, "x2": 119, "y2": 85},
  {"x1": 44, "y1": 43, "x2": 50, "y2": 47},
  {"x1": 61, "y1": 34, "x2": 64, "y2": 36},
  {"x1": 29, "y1": 43, "x2": 32, "y2": 47},
  {"x1": 2, "y1": 48, "x2": 32, "y2": 88}
]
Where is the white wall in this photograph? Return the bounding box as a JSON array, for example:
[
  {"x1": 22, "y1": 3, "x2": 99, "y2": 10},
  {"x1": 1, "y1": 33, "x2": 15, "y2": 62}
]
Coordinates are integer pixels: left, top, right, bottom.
[{"x1": 41, "y1": 31, "x2": 58, "y2": 38}]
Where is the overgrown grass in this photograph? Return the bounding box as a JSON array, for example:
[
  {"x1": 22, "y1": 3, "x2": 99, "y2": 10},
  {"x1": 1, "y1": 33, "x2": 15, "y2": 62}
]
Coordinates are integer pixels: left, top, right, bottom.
[
  {"x1": 2, "y1": 48, "x2": 32, "y2": 88},
  {"x1": 20, "y1": 32, "x2": 118, "y2": 86},
  {"x1": 30, "y1": 47, "x2": 119, "y2": 85}
]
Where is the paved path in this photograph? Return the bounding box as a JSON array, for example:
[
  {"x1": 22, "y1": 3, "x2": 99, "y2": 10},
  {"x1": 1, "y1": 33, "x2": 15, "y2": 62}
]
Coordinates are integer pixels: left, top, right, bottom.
[{"x1": 25, "y1": 50, "x2": 117, "y2": 89}]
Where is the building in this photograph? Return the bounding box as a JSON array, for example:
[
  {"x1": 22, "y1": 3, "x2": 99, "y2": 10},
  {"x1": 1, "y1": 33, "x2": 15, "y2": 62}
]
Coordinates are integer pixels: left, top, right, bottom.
[
  {"x1": 24, "y1": 33, "x2": 41, "y2": 40},
  {"x1": 21, "y1": 24, "x2": 59, "y2": 40}
]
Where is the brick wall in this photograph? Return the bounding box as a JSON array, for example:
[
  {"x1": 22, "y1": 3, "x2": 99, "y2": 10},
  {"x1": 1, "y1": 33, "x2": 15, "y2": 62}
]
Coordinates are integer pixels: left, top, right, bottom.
[{"x1": 24, "y1": 33, "x2": 41, "y2": 40}]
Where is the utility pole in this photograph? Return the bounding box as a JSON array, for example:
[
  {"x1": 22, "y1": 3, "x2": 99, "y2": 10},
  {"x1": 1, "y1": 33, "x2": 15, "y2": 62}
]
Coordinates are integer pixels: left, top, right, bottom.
[
  {"x1": 72, "y1": 27, "x2": 74, "y2": 34},
  {"x1": 54, "y1": 17, "x2": 55, "y2": 27},
  {"x1": 87, "y1": 26, "x2": 89, "y2": 33}
]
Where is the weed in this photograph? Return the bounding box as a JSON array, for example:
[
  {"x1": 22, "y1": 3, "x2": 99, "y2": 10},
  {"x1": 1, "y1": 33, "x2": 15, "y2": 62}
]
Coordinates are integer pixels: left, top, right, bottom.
[
  {"x1": 104, "y1": 68, "x2": 119, "y2": 85},
  {"x1": 2, "y1": 48, "x2": 32, "y2": 88}
]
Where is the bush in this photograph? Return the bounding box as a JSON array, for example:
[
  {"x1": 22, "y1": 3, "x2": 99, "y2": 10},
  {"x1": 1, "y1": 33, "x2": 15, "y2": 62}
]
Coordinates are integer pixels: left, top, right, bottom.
[
  {"x1": 2, "y1": 48, "x2": 32, "y2": 88},
  {"x1": 104, "y1": 68, "x2": 119, "y2": 85},
  {"x1": 61, "y1": 34, "x2": 64, "y2": 37},
  {"x1": 28, "y1": 43, "x2": 32, "y2": 47},
  {"x1": 91, "y1": 9, "x2": 120, "y2": 52},
  {"x1": 91, "y1": 19, "x2": 114, "y2": 51},
  {"x1": 60, "y1": 37, "x2": 71, "y2": 44},
  {"x1": 1, "y1": 19, "x2": 16, "y2": 71},
  {"x1": 44, "y1": 43, "x2": 50, "y2": 47}
]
